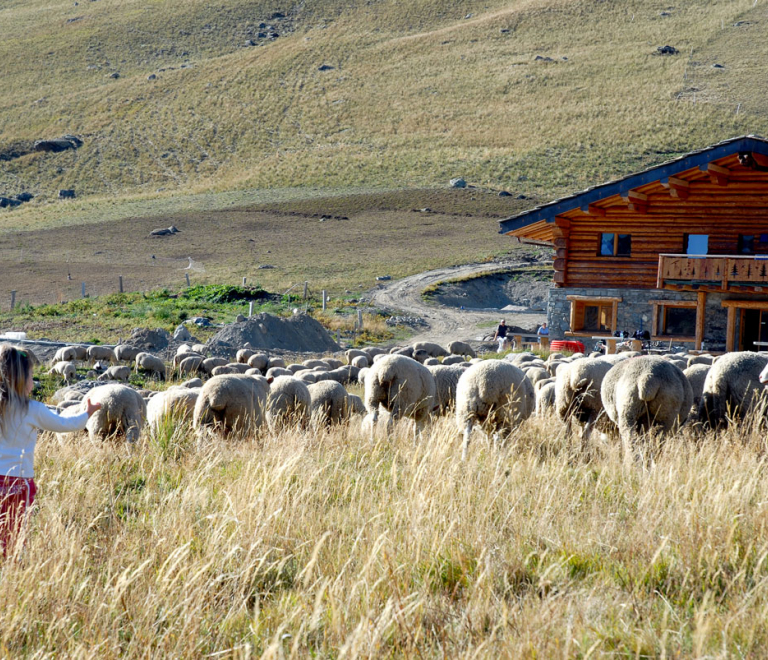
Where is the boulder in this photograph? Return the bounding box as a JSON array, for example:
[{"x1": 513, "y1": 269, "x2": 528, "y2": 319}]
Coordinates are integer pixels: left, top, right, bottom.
[
  {"x1": 449, "y1": 178, "x2": 467, "y2": 188},
  {"x1": 129, "y1": 327, "x2": 171, "y2": 352}
]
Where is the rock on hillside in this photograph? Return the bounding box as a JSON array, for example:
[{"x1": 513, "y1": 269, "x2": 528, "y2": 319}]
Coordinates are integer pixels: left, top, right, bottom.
[{"x1": 208, "y1": 313, "x2": 340, "y2": 356}]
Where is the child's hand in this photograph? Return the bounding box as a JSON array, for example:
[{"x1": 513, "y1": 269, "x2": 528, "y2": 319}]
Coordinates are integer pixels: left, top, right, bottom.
[{"x1": 84, "y1": 399, "x2": 102, "y2": 417}]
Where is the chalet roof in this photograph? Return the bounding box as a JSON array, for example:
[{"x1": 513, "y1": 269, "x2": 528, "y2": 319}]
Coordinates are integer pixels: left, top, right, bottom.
[{"x1": 499, "y1": 134, "x2": 768, "y2": 236}]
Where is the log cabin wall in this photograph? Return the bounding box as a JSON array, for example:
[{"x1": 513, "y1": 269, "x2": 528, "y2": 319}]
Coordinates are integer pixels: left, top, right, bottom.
[{"x1": 557, "y1": 157, "x2": 768, "y2": 290}]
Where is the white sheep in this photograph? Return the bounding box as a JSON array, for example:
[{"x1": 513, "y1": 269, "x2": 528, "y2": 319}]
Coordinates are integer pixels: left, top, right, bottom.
[
  {"x1": 191, "y1": 343, "x2": 208, "y2": 355},
  {"x1": 364, "y1": 354, "x2": 436, "y2": 440},
  {"x1": 237, "y1": 348, "x2": 255, "y2": 364},
  {"x1": 87, "y1": 345, "x2": 116, "y2": 364},
  {"x1": 601, "y1": 356, "x2": 692, "y2": 458},
  {"x1": 536, "y1": 381, "x2": 556, "y2": 416},
  {"x1": 362, "y1": 347, "x2": 386, "y2": 360},
  {"x1": 266, "y1": 376, "x2": 311, "y2": 431},
  {"x1": 179, "y1": 377, "x2": 203, "y2": 389},
  {"x1": 74, "y1": 384, "x2": 147, "y2": 443},
  {"x1": 447, "y1": 341, "x2": 476, "y2": 358},
  {"x1": 49, "y1": 361, "x2": 76, "y2": 383},
  {"x1": 555, "y1": 357, "x2": 616, "y2": 446},
  {"x1": 345, "y1": 349, "x2": 367, "y2": 364},
  {"x1": 97, "y1": 365, "x2": 131, "y2": 382},
  {"x1": 193, "y1": 374, "x2": 269, "y2": 437},
  {"x1": 412, "y1": 342, "x2": 449, "y2": 358},
  {"x1": 177, "y1": 355, "x2": 204, "y2": 377},
  {"x1": 135, "y1": 352, "x2": 166, "y2": 380},
  {"x1": 202, "y1": 357, "x2": 228, "y2": 374},
  {"x1": 350, "y1": 355, "x2": 369, "y2": 369},
  {"x1": 146, "y1": 387, "x2": 200, "y2": 430},
  {"x1": 455, "y1": 360, "x2": 534, "y2": 460},
  {"x1": 268, "y1": 357, "x2": 287, "y2": 369},
  {"x1": 427, "y1": 364, "x2": 465, "y2": 415},
  {"x1": 247, "y1": 353, "x2": 269, "y2": 372},
  {"x1": 114, "y1": 344, "x2": 142, "y2": 363},
  {"x1": 211, "y1": 365, "x2": 241, "y2": 376},
  {"x1": 308, "y1": 380, "x2": 349, "y2": 426},
  {"x1": 700, "y1": 352, "x2": 768, "y2": 429},
  {"x1": 683, "y1": 364, "x2": 711, "y2": 412},
  {"x1": 53, "y1": 346, "x2": 77, "y2": 363}
]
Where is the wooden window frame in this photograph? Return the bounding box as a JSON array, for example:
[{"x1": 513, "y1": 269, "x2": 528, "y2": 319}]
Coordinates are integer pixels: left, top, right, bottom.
[
  {"x1": 598, "y1": 232, "x2": 631, "y2": 257},
  {"x1": 650, "y1": 293, "x2": 706, "y2": 349},
  {"x1": 565, "y1": 295, "x2": 621, "y2": 337}
]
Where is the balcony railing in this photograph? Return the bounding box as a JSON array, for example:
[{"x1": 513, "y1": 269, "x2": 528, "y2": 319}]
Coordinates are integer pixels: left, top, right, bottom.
[{"x1": 657, "y1": 254, "x2": 768, "y2": 291}]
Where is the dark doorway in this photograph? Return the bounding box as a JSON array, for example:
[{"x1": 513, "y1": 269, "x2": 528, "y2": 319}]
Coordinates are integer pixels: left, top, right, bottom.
[{"x1": 740, "y1": 308, "x2": 768, "y2": 351}]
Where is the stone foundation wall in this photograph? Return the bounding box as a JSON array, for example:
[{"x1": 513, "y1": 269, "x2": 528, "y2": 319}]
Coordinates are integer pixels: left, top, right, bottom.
[{"x1": 547, "y1": 287, "x2": 768, "y2": 352}]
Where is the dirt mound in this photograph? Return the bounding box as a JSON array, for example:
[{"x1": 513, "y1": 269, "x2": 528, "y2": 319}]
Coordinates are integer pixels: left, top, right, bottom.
[
  {"x1": 129, "y1": 328, "x2": 171, "y2": 352},
  {"x1": 207, "y1": 313, "x2": 340, "y2": 357},
  {"x1": 428, "y1": 269, "x2": 551, "y2": 311}
]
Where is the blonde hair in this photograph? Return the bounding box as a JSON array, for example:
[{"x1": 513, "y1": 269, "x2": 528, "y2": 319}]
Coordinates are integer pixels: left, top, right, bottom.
[{"x1": 0, "y1": 344, "x2": 31, "y2": 430}]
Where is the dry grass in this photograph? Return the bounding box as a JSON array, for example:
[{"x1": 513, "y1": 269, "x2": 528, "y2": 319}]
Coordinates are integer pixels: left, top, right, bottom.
[{"x1": 4, "y1": 413, "x2": 768, "y2": 656}]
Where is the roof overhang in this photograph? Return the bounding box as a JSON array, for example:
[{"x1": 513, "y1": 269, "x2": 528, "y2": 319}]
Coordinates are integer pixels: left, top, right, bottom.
[{"x1": 499, "y1": 135, "x2": 768, "y2": 241}]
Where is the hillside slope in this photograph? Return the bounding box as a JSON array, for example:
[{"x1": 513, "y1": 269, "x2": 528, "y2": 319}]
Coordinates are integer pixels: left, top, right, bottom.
[{"x1": 1, "y1": 0, "x2": 765, "y2": 205}]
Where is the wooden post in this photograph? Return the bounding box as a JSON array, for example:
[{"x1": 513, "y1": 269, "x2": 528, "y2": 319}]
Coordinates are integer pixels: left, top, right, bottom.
[
  {"x1": 185, "y1": 273, "x2": 190, "y2": 287},
  {"x1": 10, "y1": 291, "x2": 16, "y2": 311},
  {"x1": 357, "y1": 309, "x2": 363, "y2": 332},
  {"x1": 303, "y1": 282, "x2": 308, "y2": 300},
  {"x1": 248, "y1": 301, "x2": 254, "y2": 317},
  {"x1": 81, "y1": 282, "x2": 86, "y2": 298},
  {"x1": 243, "y1": 277, "x2": 247, "y2": 286},
  {"x1": 695, "y1": 291, "x2": 706, "y2": 351},
  {"x1": 322, "y1": 290, "x2": 327, "y2": 311},
  {"x1": 726, "y1": 306, "x2": 737, "y2": 352},
  {"x1": 118, "y1": 276, "x2": 123, "y2": 293}
]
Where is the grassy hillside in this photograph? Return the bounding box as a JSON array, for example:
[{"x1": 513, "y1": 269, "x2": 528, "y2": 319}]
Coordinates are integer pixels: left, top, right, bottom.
[{"x1": 0, "y1": 0, "x2": 764, "y2": 204}]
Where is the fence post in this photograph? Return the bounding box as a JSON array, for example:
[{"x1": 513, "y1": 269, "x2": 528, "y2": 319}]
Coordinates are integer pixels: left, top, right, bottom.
[
  {"x1": 10, "y1": 291, "x2": 16, "y2": 311},
  {"x1": 118, "y1": 275, "x2": 123, "y2": 293},
  {"x1": 248, "y1": 301, "x2": 254, "y2": 317},
  {"x1": 243, "y1": 277, "x2": 247, "y2": 286},
  {"x1": 322, "y1": 290, "x2": 327, "y2": 311},
  {"x1": 357, "y1": 309, "x2": 363, "y2": 332},
  {"x1": 185, "y1": 273, "x2": 190, "y2": 287},
  {"x1": 81, "y1": 282, "x2": 86, "y2": 298},
  {"x1": 303, "y1": 281, "x2": 308, "y2": 300}
]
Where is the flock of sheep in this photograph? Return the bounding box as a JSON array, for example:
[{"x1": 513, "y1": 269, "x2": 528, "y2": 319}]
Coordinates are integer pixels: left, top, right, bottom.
[{"x1": 42, "y1": 339, "x2": 768, "y2": 461}]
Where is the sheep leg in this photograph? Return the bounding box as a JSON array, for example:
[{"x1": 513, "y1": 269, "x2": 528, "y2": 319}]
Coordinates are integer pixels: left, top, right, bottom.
[
  {"x1": 370, "y1": 408, "x2": 379, "y2": 443},
  {"x1": 461, "y1": 420, "x2": 473, "y2": 461}
]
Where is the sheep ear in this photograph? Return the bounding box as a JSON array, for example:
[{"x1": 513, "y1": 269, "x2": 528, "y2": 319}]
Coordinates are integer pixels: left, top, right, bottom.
[{"x1": 267, "y1": 377, "x2": 274, "y2": 384}]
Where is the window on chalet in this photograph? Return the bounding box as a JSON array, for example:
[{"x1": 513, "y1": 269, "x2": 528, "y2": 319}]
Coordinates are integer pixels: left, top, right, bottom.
[
  {"x1": 583, "y1": 304, "x2": 613, "y2": 332},
  {"x1": 651, "y1": 301, "x2": 698, "y2": 340},
  {"x1": 685, "y1": 234, "x2": 709, "y2": 256},
  {"x1": 739, "y1": 234, "x2": 755, "y2": 255},
  {"x1": 599, "y1": 233, "x2": 631, "y2": 256},
  {"x1": 566, "y1": 296, "x2": 621, "y2": 336}
]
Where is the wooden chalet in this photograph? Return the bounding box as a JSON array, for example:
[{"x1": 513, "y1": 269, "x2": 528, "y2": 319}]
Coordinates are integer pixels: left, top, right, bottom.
[{"x1": 500, "y1": 135, "x2": 768, "y2": 352}]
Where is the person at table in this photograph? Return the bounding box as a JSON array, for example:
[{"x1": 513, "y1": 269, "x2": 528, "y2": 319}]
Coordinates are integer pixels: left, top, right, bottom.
[{"x1": 537, "y1": 322, "x2": 549, "y2": 342}]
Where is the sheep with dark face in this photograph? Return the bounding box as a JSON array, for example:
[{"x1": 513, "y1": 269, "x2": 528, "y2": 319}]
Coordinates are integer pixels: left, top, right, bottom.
[
  {"x1": 601, "y1": 356, "x2": 693, "y2": 458},
  {"x1": 135, "y1": 353, "x2": 166, "y2": 380},
  {"x1": 455, "y1": 360, "x2": 534, "y2": 460}
]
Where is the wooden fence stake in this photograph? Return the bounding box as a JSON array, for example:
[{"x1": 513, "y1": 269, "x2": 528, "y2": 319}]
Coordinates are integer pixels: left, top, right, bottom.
[
  {"x1": 357, "y1": 309, "x2": 363, "y2": 332},
  {"x1": 81, "y1": 282, "x2": 86, "y2": 298},
  {"x1": 118, "y1": 276, "x2": 123, "y2": 293},
  {"x1": 10, "y1": 291, "x2": 16, "y2": 311},
  {"x1": 248, "y1": 301, "x2": 254, "y2": 317},
  {"x1": 243, "y1": 277, "x2": 247, "y2": 286},
  {"x1": 322, "y1": 290, "x2": 327, "y2": 311},
  {"x1": 185, "y1": 273, "x2": 190, "y2": 287}
]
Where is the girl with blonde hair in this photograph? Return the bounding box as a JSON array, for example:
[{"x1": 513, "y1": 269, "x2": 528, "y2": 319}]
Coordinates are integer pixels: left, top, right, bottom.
[{"x1": 0, "y1": 344, "x2": 100, "y2": 555}]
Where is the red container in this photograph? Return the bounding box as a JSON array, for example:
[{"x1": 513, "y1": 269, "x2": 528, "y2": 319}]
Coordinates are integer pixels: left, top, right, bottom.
[{"x1": 549, "y1": 340, "x2": 586, "y2": 354}]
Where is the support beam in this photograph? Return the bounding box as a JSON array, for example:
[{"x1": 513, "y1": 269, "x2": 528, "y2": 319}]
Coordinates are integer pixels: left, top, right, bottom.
[
  {"x1": 666, "y1": 176, "x2": 690, "y2": 200},
  {"x1": 726, "y1": 305, "x2": 737, "y2": 352},
  {"x1": 621, "y1": 190, "x2": 648, "y2": 214},
  {"x1": 584, "y1": 204, "x2": 606, "y2": 217},
  {"x1": 695, "y1": 291, "x2": 706, "y2": 351},
  {"x1": 706, "y1": 162, "x2": 730, "y2": 186}
]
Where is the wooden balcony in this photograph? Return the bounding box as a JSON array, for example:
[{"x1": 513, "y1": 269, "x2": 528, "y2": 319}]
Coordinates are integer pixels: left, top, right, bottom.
[{"x1": 657, "y1": 254, "x2": 768, "y2": 292}]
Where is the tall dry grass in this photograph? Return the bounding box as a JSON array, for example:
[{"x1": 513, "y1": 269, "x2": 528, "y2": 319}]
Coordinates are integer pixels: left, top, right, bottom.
[{"x1": 3, "y1": 413, "x2": 768, "y2": 656}]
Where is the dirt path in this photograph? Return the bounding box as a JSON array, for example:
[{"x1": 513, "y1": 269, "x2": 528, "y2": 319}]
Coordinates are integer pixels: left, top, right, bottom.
[{"x1": 368, "y1": 259, "x2": 548, "y2": 348}]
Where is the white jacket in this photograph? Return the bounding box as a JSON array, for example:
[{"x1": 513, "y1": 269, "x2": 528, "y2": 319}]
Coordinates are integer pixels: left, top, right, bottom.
[{"x1": 0, "y1": 401, "x2": 88, "y2": 478}]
